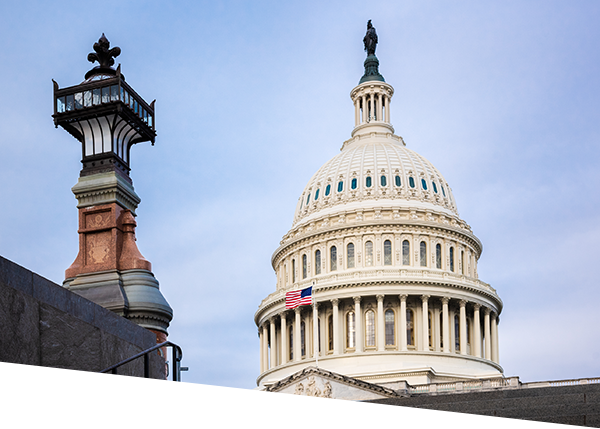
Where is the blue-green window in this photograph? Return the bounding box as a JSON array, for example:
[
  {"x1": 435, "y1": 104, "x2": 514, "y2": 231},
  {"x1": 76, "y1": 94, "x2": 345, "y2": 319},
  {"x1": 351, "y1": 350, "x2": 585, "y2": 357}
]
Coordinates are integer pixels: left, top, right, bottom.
[
  {"x1": 421, "y1": 179, "x2": 428, "y2": 190},
  {"x1": 315, "y1": 189, "x2": 320, "y2": 200},
  {"x1": 325, "y1": 184, "x2": 331, "y2": 196},
  {"x1": 432, "y1": 182, "x2": 438, "y2": 193},
  {"x1": 366, "y1": 176, "x2": 372, "y2": 188},
  {"x1": 395, "y1": 175, "x2": 401, "y2": 187},
  {"x1": 351, "y1": 178, "x2": 357, "y2": 189},
  {"x1": 441, "y1": 186, "x2": 446, "y2": 197},
  {"x1": 337, "y1": 181, "x2": 344, "y2": 192},
  {"x1": 381, "y1": 175, "x2": 387, "y2": 186},
  {"x1": 306, "y1": 193, "x2": 311, "y2": 205},
  {"x1": 409, "y1": 177, "x2": 415, "y2": 188}
]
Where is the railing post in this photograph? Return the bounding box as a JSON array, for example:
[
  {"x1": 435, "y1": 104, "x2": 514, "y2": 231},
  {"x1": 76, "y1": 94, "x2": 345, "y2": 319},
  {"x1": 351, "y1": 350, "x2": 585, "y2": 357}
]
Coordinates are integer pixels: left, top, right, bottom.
[{"x1": 144, "y1": 354, "x2": 150, "y2": 378}]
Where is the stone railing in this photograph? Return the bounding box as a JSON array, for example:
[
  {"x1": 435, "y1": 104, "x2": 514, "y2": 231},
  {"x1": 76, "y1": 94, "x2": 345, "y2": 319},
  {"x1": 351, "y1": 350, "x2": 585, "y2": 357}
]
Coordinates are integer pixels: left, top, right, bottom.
[{"x1": 408, "y1": 376, "x2": 600, "y2": 396}]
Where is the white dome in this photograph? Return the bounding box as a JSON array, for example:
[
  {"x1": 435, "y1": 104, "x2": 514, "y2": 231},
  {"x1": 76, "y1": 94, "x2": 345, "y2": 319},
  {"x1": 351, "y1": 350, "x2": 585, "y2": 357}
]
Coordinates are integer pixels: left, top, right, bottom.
[{"x1": 293, "y1": 134, "x2": 458, "y2": 228}]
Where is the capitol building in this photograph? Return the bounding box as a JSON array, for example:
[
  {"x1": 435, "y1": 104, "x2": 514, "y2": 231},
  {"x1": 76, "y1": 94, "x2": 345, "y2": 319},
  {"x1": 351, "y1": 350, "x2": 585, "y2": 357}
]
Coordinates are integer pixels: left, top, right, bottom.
[{"x1": 255, "y1": 24, "x2": 503, "y2": 394}]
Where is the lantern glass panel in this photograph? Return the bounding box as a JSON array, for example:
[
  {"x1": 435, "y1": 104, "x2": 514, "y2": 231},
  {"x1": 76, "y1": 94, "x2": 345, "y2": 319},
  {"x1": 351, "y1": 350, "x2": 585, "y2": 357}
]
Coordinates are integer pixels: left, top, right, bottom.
[
  {"x1": 110, "y1": 85, "x2": 118, "y2": 101},
  {"x1": 74, "y1": 93, "x2": 83, "y2": 109},
  {"x1": 92, "y1": 88, "x2": 101, "y2": 105},
  {"x1": 101, "y1": 87, "x2": 110, "y2": 103},
  {"x1": 66, "y1": 94, "x2": 74, "y2": 111},
  {"x1": 83, "y1": 91, "x2": 92, "y2": 107},
  {"x1": 57, "y1": 97, "x2": 66, "y2": 113}
]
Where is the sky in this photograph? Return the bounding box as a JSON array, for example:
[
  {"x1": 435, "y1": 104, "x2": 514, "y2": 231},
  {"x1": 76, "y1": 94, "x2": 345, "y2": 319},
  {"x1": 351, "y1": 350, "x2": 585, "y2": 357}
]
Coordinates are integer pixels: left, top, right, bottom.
[{"x1": 1, "y1": 0, "x2": 600, "y2": 389}]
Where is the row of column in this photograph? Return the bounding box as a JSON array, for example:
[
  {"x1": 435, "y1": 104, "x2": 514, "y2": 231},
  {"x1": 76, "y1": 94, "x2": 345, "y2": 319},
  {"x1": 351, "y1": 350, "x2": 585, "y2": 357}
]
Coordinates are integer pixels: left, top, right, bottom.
[
  {"x1": 259, "y1": 295, "x2": 500, "y2": 374},
  {"x1": 354, "y1": 92, "x2": 390, "y2": 126}
]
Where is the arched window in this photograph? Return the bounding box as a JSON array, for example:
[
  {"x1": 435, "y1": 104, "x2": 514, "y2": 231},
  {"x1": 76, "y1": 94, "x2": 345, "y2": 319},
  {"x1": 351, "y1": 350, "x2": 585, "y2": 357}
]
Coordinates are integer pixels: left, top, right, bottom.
[
  {"x1": 288, "y1": 325, "x2": 293, "y2": 360},
  {"x1": 365, "y1": 310, "x2": 376, "y2": 347},
  {"x1": 337, "y1": 181, "x2": 343, "y2": 193},
  {"x1": 439, "y1": 312, "x2": 444, "y2": 349},
  {"x1": 421, "y1": 179, "x2": 428, "y2": 190},
  {"x1": 325, "y1": 184, "x2": 331, "y2": 196},
  {"x1": 395, "y1": 175, "x2": 401, "y2": 187},
  {"x1": 383, "y1": 240, "x2": 392, "y2": 265},
  {"x1": 347, "y1": 243, "x2": 355, "y2": 268},
  {"x1": 366, "y1": 176, "x2": 372, "y2": 187},
  {"x1": 449, "y1": 247, "x2": 455, "y2": 272},
  {"x1": 407, "y1": 308, "x2": 415, "y2": 346},
  {"x1": 292, "y1": 259, "x2": 296, "y2": 283},
  {"x1": 330, "y1": 246, "x2": 337, "y2": 271},
  {"x1": 409, "y1": 177, "x2": 416, "y2": 188},
  {"x1": 420, "y1": 241, "x2": 427, "y2": 267},
  {"x1": 365, "y1": 241, "x2": 373, "y2": 266},
  {"x1": 461, "y1": 250, "x2": 465, "y2": 275},
  {"x1": 467, "y1": 318, "x2": 471, "y2": 352},
  {"x1": 441, "y1": 185, "x2": 446, "y2": 197},
  {"x1": 402, "y1": 240, "x2": 410, "y2": 265},
  {"x1": 346, "y1": 311, "x2": 355, "y2": 348},
  {"x1": 436, "y1": 243, "x2": 442, "y2": 269},
  {"x1": 302, "y1": 254, "x2": 307, "y2": 279},
  {"x1": 351, "y1": 178, "x2": 357, "y2": 189},
  {"x1": 385, "y1": 309, "x2": 395, "y2": 346},
  {"x1": 301, "y1": 320, "x2": 306, "y2": 357},
  {"x1": 315, "y1": 250, "x2": 321, "y2": 275},
  {"x1": 428, "y1": 311, "x2": 433, "y2": 349},
  {"x1": 380, "y1": 175, "x2": 387, "y2": 186},
  {"x1": 314, "y1": 189, "x2": 320, "y2": 200},
  {"x1": 328, "y1": 315, "x2": 334, "y2": 351},
  {"x1": 454, "y1": 314, "x2": 460, "y2": 353}
]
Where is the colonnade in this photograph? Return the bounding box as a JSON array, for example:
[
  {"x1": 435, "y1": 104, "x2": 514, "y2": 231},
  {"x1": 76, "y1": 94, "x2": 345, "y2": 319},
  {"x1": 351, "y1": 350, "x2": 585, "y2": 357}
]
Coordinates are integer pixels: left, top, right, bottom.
[
  {"x1": 259, "y1": 294, "x2": 500, "y2": 374},
  {"x1": 354, "y1": 90, "x2": 391, "y2": 126}
]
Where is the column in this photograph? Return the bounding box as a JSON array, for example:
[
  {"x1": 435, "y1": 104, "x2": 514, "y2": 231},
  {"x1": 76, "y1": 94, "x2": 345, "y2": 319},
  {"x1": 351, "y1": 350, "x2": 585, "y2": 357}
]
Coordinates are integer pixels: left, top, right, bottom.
[
  {"x1": 313, "y1": 302, "x2": 319, "y2": 359},
  {"x1": 269, "y1": 318, "x2": 277, "y2": 368},
  {"x1": 399, "y1": 295, "x2": 407, "y2": 351},
  {"x1": 361, "y1": 95, "x2": 366, "y2": 123},
  {"x1": 259, "y1": 328, "x2": 264, "y2": 373},
  {"x1": 294, "y1": 307, "x2": 302, "y2": 362},
  {"x1": 442, "y1": 297, "x2": 450, "y2": 353},
  {"x1": 332, "y1": 299, "x2": 340, "y2": 355},
  {"x1": 280, "y1": 313, "x2": 288, "y2": 365},
  {"x1": 459, "y1": 300, "x2": 467, "y2": 355},
  {"x1": 473, "y1": 304, "x2": 482, "y2": 358},
  {"x1": 354, "y1": 296, "x2": 363, "y2": 352},
  {"x1": 492, "y1": 313, "x2": 499, "y2": 363},
  {"x1": 421, "y1": 295, "x2": 430, "y2": 351},
  {"x1": 377, "y1": 295, "x2": 385, "y2": 351},
  {"x1": 386, "y1": 95, "x2": 391, "y2": 122},
  {"x1": 377, "y1": 93, "x2": 383, "y2": 121},
  {"x1": 262, "y1": 324, "x2": 269, "y2": 370},
  {"x1": 484, "y1": 307, "x2": 491, "y2": 360},
  {"x1": 368, "y1": 94, "x2": 373, "y2": 122}
]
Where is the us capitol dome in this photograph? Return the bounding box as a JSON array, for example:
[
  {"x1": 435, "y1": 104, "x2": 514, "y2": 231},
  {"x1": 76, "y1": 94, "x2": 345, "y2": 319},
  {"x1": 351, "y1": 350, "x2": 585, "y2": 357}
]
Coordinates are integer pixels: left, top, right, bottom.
[{"x1": 255, "y1": 25, "x2": 503, "y2": 390}]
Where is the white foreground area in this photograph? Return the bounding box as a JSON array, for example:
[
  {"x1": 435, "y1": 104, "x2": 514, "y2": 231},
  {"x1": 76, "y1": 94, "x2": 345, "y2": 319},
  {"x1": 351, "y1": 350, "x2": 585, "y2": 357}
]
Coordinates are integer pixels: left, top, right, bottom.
[{"x1": 0, "y1": 362, "x2": 551, "y2": 428}]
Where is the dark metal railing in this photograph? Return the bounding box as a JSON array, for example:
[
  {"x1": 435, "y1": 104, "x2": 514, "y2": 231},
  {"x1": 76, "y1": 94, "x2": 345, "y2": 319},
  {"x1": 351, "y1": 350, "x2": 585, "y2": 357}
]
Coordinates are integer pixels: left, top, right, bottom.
[{"x1": 100, "y1": 341, "x2": 185, "y2": 381}]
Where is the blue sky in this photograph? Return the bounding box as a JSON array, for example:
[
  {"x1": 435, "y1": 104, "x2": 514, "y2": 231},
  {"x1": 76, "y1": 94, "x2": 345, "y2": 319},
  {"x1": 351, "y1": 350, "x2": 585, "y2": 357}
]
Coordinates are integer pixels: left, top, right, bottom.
[{"x1": 1, "y1": 0, "x2": 599, "y2": 388}]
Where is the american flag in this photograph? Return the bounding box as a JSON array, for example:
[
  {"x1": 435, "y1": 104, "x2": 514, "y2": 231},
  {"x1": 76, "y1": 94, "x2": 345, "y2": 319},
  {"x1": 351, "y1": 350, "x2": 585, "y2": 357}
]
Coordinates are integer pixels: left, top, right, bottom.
[{"x1": 285, "y1": 286, "x2": 312, "y2": 309}]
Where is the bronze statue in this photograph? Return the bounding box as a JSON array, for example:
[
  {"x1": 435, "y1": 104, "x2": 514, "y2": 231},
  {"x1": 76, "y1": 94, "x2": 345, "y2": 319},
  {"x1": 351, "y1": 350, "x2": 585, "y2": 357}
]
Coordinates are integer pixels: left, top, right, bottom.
[{"x1": 363, "y1": 20, "x2": 378, "y2": 56}]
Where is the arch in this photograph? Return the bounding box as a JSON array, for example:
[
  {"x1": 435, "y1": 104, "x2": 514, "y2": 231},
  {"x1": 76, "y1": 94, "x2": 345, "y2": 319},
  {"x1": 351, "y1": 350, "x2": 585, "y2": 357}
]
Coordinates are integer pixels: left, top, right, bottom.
[
  {"x1": 383, "y1": 240, "x2": 392, "y2": 266},
  {"x1": 436, "y1": 243, "x2": 442, "y2": 269},
  {"x1": 365, "y1": 309, "x2": 375, "y2": 347},
  {"x1": 402, "y1": 240, "x2": 410, "y2": 265},
  {"x1": 420, "y1": 241, "x2": 427, "y2": 267},
  {"x1": 330, "y1": 246, "x2": 337, "y2": 271},
  {"x1": 347, "y1": 243, "x2": 355, "y2": 268},
  {"x1": 346, "y1": 311, "x2": 356, "y2": 349},
  {"x1": 315, "y1": 249, "x2": 321, "y2": 275},
  {"x1": 385, "y1": 309, "x2": 395, "y2": 346},
  {"x1": 365, "y1": 241, "x2": 373, "y2": 266}
]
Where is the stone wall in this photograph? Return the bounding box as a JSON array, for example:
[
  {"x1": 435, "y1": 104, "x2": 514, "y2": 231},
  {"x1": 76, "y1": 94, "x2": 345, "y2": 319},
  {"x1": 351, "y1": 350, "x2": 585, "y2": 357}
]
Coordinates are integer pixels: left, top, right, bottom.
[
  {"x1": 367, "y1": 382, "x2": 600, "y2": 427},
  {"x1": 0, "y1": 255, "x2": 164, "y2": 378}
]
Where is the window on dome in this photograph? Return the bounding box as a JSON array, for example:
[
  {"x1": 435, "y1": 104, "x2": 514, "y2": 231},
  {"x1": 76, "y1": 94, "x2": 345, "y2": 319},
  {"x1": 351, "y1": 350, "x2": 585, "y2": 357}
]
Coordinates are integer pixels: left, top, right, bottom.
[
  {"x1": 302, "y1": 254, "x2": 307, "y2": 279},
  {"x1": 402, "y1": 240, "x2": 410, "y2": 265},
  {"x1": 407, "y1": 309, "x2": 415, "y2": 346},
  {"x1": 381, "y1": 175, "x2": 387, "y2": 187},
  {"x1": 337, "y1": 181, "x2": 344, "y2": 192},
  {"x1": 454, "y1": 314, "x2": 460, "y2": 353},
  {"x1": 301, "y1": 321, "x2": 306, "y2": 357},
  {"x1": 351, "y1": 178, "x2": 357, "y2": 189},
  {"x1": 347, "y1": 243, "x2": 355, "y2": 268},
  {"x1": 409, "y1": 177, "x2": 416, "y2": 188},
  {"x1": 292, "y1": 259, "x2": 296, "y2": 283},
  {"x1": 421, "y1": 179, "x2": 428, "y2": 190},
  {"x1": 461, "y1": 250, "x2": 465, "y2": 275},
  {"x1": 328, "y1": 315, "x2": 334, "y2": 351},
  {"x1": 365, "y1": 241, "x2": 373, "y2": 266},
  {"x1": 325, "y1": 184, "x2": 331, "y2": 196},
  {"x1": 347, "y1": 311, "x2": 356, "y2": 348},
  {"x1": 441, "y1": 185, "x2": 446, "y2": 197},
  {"x1": 436, "y1": 244, "x2": 442, "y2": 269},
  {"x1": 289, "y1": 325, "x2": 293, "y2": 360},
  {"x1": 420, "y1": 241, "x2": 427, "y2": 267},
  {"x1": 315, "y1": 250, "x2": 321, "y2": 275},
  {"x1": 429, "y1": 311, "x2": 433, "y2": 349},
  {"x1": 432, "y1": 182, "x2": 438, "y2": 193},
  {"x1": 385, "y1": 309, "x2": 395, "y2": 346},
  {"x1": 299, "y1": 198, "x2": 303, "y2": 210},
  {"x1": 306, "y1": 193, "x2": 311, "y2": 205},
  {"x1": 384, "y1": 240, "x2": 392, "y2": 266},
  {"x1": 315, "y1": 189, "x2": 319, "y2": 200},
  {"x1": 439, "y1": 312, "x2": 444, "y2": 349},
  {"x1": 366, "y1": 176, "x2": 372, "y2": 187},
  {"x1": 330, "y1": 246, "x2": 337, "y2": 271},
  {"x1": 395, "y1": 175, "x2": 401, "y2": 187},
  {"x1": 449, "y1": 247, "x2": 455, "y2": 272},
  {"x1": 365, "y1": 310, "x2": 375, "y2": 347}
]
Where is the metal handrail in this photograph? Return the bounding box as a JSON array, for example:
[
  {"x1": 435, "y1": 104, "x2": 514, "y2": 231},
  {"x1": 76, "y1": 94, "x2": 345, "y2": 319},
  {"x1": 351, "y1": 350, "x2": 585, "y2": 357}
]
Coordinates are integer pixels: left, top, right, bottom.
[{"x1": 100, "y1": 341, "x2": 184, "y2": 381}]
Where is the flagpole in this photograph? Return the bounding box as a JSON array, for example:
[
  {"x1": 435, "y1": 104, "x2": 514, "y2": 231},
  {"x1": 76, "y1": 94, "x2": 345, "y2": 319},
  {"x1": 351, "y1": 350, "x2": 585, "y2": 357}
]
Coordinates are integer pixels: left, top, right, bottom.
[{"x1": 312, "y1": 281, "x2": 318, "y2": 368}]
